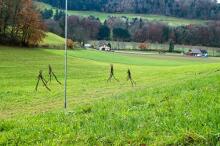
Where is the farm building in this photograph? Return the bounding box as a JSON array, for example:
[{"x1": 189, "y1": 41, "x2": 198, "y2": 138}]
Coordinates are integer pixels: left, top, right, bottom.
[
  {"x1": 186, "y1": 49, "x2": 208, "y2": 57},
  {"x1": 98, "y1": 42, "x2": 112, "y2": 51}
]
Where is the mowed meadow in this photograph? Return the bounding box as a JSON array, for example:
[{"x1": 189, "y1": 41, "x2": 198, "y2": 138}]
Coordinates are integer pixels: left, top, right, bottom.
[{"x1": 0, "y1": 46, "x2": 220, "y2": 145}]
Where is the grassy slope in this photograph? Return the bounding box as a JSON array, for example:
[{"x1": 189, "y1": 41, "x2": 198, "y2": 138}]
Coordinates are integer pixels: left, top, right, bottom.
[
  {"x1": 0, "y1": 46, "x2": 220, "y2": 145},
  {"x1": 33, "y1": 1, "x2": 53, "y2": 10},
  {"x1": 40, "y1": 32, "x2": 65, "y2": 46},
  {"x1": 68, "y1": 11, "x2": 208, "y2": 26},
  {"x1": 34, "y1": 1, "x2": 209, "y2": 26}
]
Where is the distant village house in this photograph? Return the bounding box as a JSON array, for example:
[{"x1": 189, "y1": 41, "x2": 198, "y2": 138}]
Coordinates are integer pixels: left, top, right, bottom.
[
  {"x1": 98, "y1": 42, "x2": 112, "y2": 51},
  {"x1": 186, "y1": 49, "x2": 208, "y2": 57}
]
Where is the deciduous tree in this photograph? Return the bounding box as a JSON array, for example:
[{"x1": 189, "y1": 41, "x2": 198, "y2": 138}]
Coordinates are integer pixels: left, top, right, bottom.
[{"x1": 0, "y1": 0, "x2": 45, "y2": 46}]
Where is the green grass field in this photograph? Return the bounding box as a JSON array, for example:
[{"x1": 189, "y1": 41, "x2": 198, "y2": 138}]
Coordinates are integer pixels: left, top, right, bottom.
[
  {"x1": 40, "y1": 32, "x2": 65, "y2": 47},
  {"x1": 34, "y1": 2, "x2": 209, "y2": 26},
  {"x1": 68, "y1": 11, "x2": 208, "y2": 26},
  {"x1": 0, "y1": 46, "x2": 220, "y2": 145},
  {"x1": 34, "y1": 1, "x2": 53, "y2": 10}
]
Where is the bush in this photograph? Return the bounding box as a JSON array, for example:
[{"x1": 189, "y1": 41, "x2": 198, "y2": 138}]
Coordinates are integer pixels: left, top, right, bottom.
[
  {"x1": 67, "y1": 39, "x2": 74, "y2": 49},
  {"x1": 138, "y1": 43, "x2": 150, "y2": 50}
]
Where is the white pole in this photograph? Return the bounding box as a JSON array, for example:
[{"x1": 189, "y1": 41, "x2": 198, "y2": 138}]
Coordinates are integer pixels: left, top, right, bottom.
[{"x1": 64, "y1": 0, "x2": 68, "y2": 109}]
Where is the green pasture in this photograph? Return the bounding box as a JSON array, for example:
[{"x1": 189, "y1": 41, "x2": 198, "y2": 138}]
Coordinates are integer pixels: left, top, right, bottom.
[
  {"x1": 34, "y1": 1, "x2": 53, "y2": 10},
  {"x1": 68, "y1": 10, "x2": 209, "y2": 26},
  {"x1": 40, "y1": 32, "x2": 65, "y2": 47},
  {"x1": 0, "y1": 46, "x2": 220, "y2": 145},
  {"x1": 34, "y1": 2, "x2": 209, "y2": 26}
]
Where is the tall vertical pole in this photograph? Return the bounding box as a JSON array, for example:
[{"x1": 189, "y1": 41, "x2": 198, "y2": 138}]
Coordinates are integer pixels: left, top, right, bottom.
[{"x1": 64, "y1": 0, "x2": 68, "y2": 109}]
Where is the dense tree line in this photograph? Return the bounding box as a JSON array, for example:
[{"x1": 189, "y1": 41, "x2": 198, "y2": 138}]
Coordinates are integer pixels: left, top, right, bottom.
[
  {"x1": 0, "y1": 0, "x2": 45, "y2": 46},
  {"x1": 45, "y1": 15, "x2": 220, "y2": 47},
  {"x1": 41, "y1": 9, "x2": 53, "y2": 19},
  {"x1": 45, "y1": 15, "x2": 101, "y2": 44},
  {"x1": 37, "y1": 0, "x2": 220, "y2": 20}
]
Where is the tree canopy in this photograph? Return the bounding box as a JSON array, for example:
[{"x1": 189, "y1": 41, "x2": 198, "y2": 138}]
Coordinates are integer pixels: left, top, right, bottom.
[
  {"x1": 0, "y1": 0, "x2": 45, "y2": 46},
  {"x1": 45, "y1": 15, "x2": 220, "y2": 47}
]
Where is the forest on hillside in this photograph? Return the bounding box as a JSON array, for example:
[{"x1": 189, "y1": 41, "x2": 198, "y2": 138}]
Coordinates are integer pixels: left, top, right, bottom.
[
  {"x1": 45, "y1": 15, "x2": 220, "y2": 47},
  {"x1": 37, "y1": 0, "x2": 220, "y2": 20}
]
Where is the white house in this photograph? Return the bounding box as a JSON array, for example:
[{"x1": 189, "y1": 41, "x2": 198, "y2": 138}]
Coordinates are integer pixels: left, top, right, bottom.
[{"x1": 99, "y1": 44, "x2": 111, "y2": 51}]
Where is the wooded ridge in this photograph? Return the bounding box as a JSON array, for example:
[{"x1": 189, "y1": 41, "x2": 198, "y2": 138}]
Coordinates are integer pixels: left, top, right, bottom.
[{"x1": 36, "y1": 0, "x2": 220, "y2": 20}]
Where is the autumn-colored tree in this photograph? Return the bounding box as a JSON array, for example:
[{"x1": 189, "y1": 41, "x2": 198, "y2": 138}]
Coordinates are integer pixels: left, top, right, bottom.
[
  {"x1": 148, "y1": 23, "x2": 164, "y2": 43},
  {"x1": 139, "y1": 42, "x2": 150, "y2": 50},
  {"x1": 18, "y1": 0, "x2": 45, "y2": 46},
  {"x1": 67, "y1": 39, "x2": 74, "y2": 49},
  {"x1": 0, "y1": 0, "x2": 45, "y2": 46},
  {"x1": 67, "y1": 16, "x2": 101, "y2": 45}
]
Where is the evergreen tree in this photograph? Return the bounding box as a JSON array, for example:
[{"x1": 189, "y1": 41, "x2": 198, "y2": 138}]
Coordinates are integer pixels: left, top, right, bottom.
[
  {"x1": 98, "y1": 25, "x2": 110, "y2": 40},
  {"x1": 113, "y1": 28, "x2": 130, "y2": 41},
  {"x1": 54, "y1": 9, "x2": 65, "y2": 21},
  {"x1": 169, "y1": 39, "x2": 175, "y2": 52},
  {"x1": 41, "y1": 9, "x2": 53, "y2": 19}
]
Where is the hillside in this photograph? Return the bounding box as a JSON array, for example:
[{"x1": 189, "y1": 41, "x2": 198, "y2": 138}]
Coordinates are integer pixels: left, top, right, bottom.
[
  {"x1": 40, "y1": 32, "x2": 65, "y2": 47},
  {"x1": 36, "y1": 0, "x2": 220, "y2": 20},
  {"x1": 1, "y1": 0, "x2": 220, "y2": 145},
  {"x1": 35, "y1": 1, "x2": 220, "y2": 48},
  {"x1": 0, "y1": 47, "x2": 220, "y2": 145},
  {"x1": 35, "y1": 2, "x2": 209, "y2": 26},
  {"x1": 34, "y1": 1, "x2": 53, "y2": 10},
  {"x1": 68, "y1": 11, "x2": 208, "y2": 26}
]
